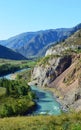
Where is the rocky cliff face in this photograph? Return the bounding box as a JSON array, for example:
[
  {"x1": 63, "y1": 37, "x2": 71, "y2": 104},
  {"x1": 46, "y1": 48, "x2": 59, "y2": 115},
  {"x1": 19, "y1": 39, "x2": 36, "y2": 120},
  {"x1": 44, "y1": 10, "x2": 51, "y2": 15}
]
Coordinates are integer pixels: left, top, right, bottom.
[
  {"x1": 31, "y1": 55, "x2": 72, "y2": 87},
  {"x1": 31, "y1": 53, "x2": 81, "y2": 111},
  {"x1": 31, "y1": 29, "x2": 81, "y2": 111}
]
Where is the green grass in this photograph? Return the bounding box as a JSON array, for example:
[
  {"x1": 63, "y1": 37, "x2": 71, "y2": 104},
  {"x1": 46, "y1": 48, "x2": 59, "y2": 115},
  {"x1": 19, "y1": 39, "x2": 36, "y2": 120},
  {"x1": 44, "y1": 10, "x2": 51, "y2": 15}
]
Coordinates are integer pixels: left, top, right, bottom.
[
  {"x1": 0, "y1": 112, "x2": 81, "y2": 130},
  {"x1": 0, "y1": 59, "x2": 37, "y2": 77},
  {"x1": 25, "y1": 60, "x2": 37, "y2": 68},
  {"x1": 0, "y1": 87, "x2": 6, "y2": 97},
  {"x1": 17, "y1": 69, "x2": 31, "y2": 82},
  {"x1": 0, "y1": 59, "x2": 37, "y2": 69},
  {"x1": 0, "y1": 59, "x2": 22, "y2": 66}
]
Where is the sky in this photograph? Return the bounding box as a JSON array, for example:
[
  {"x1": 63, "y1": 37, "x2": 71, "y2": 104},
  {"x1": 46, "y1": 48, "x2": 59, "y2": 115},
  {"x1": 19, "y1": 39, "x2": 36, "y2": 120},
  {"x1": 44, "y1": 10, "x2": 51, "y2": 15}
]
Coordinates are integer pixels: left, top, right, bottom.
[{"x1": 0, "y1": 0, "x2": 81, "y2": 40}]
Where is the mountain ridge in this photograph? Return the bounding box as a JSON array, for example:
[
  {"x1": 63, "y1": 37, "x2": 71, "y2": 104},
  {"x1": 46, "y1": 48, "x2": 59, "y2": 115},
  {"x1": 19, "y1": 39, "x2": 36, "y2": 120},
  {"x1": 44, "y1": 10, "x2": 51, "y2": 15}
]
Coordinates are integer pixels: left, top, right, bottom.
[
  {"x1": 0, "y1": 44, "x2": 27, "y2": 60},
  {"x1": 0, "y1": 23, "x2": 81, "y2": 58}
]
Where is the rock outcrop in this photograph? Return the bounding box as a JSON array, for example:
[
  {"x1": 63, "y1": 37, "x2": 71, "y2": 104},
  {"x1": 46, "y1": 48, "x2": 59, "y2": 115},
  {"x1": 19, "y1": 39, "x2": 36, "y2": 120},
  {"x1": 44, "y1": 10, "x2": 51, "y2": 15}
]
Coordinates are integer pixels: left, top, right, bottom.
[
  {"x1": 47, "y1": 54, "x2": 81, "y2": 111},
  {"x1": 31, "y1": 55, "x2": 72, "y2": 87},
  {"x1": 31, "y1": 29, "x2": 81, "y2": 111}
]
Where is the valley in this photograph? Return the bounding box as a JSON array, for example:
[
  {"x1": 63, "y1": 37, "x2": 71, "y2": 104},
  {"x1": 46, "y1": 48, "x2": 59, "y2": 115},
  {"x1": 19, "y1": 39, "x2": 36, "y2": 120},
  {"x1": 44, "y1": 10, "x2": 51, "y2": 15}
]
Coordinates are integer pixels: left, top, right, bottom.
[
  {"x1": 0, "y1": 59, "x2": 61, "y2": 116},
  {"x1": 0, "y1": 59, "x2": 37, "y2": 118},
  {"x1": 0, "y1": 59, "x2": 81, "y2": 130},
  {"x1": 0, "y1": 0, "x2": 81, "y2": 129},
  {"x1": 0, "y1": 25, "x2": 81, "y2": 130}
]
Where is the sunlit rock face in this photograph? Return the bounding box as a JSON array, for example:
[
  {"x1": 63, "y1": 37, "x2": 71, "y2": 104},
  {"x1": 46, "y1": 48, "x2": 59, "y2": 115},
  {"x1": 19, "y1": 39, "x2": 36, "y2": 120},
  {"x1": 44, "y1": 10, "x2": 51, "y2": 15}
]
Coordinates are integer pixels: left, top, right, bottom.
[{"x1": 31, "y1": 55, "x2": 72, "y2": 87}]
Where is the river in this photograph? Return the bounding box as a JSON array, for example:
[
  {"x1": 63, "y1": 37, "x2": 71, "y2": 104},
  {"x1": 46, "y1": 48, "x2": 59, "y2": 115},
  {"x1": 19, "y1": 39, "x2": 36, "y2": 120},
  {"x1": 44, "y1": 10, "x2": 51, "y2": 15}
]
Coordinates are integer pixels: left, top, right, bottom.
[{"x1": 0, "y1": 68, "x2": 61, "y2": 115}]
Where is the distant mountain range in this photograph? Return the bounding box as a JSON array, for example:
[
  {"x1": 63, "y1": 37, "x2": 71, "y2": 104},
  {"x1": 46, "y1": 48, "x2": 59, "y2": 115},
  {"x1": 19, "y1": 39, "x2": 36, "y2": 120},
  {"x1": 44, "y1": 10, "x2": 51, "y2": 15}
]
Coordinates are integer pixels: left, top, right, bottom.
[
  {"x1": 0, "y1": 44, "x2": 27, "y2": 60},
  {"x1": 0, "y1": 23, "x2": 81, "y2": 58}
]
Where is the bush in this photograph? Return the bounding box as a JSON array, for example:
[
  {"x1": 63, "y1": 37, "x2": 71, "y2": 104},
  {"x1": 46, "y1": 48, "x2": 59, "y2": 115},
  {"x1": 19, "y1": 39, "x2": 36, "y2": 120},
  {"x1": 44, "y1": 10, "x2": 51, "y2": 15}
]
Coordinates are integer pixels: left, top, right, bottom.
[
  {"x1": 0, "y1": 79, "x2": 31, "y2": 97},
  {"x1": 0, "y1": 79, "x2": 36, "y2": 117}
]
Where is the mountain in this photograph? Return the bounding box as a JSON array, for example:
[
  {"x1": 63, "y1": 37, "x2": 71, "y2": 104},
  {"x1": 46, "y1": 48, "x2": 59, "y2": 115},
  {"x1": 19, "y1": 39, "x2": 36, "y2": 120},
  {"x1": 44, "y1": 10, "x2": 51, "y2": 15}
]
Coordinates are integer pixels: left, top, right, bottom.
[
  {"x1": 0, "y1": 44, "x2": 27, "y2": 60},
  {"x1": 0, "y1": 23, "x2": 81, "y2": 58},
  {"x1": 30, "y1": 29, "x2": 81, "y2": 111}
]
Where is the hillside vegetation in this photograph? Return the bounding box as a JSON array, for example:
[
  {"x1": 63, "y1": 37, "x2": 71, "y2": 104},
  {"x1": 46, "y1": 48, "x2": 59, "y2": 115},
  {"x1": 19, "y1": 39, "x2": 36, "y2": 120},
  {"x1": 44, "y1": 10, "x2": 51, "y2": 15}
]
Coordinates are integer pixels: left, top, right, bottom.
[
  {"x1": 0, "y1": 112, "x2": 81, "y2": 130},
  {"x1": 0, "y1": 59, "x2": 37, "y2": 117},
  {"x1": 46, "y1": 29, "x2": 81, "y2": 56},
  {"x1": 0, "y1": 59, "x2": 37, "y2": 77},
  {"x1": 0, "y1": 44, "x2": 26, "y2": 60},
  {"x1": 0, "y1": 79, "x2": 36, "y2": 117}
]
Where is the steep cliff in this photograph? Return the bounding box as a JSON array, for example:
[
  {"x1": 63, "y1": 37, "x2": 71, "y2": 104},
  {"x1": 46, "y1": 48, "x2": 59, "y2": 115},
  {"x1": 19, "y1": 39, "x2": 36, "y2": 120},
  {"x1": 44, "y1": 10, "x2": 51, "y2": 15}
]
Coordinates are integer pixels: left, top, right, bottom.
[
  {"x1": 31, "y1": 54, "x2": 72, "y2": 87},
  {"x1": 48, "y1": 54, "x2": 81, "y2": 111},
  {"x1": 31, "y1": 29, "x2": 81, "y2": 111}
]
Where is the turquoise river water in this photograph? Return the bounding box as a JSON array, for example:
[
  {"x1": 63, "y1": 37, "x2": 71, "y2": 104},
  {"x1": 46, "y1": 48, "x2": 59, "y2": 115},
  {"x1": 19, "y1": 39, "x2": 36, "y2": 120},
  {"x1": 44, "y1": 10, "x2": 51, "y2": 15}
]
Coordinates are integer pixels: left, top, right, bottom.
[{"x1": 0, "y1": 68, "x2": 61, "y2": 115}]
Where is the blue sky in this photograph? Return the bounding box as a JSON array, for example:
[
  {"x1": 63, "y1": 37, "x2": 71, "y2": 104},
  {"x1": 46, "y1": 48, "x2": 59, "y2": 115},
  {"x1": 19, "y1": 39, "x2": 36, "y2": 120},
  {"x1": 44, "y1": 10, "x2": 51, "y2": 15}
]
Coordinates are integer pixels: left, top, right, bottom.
[{"x1": 0, "y1": 0, "x2": 81, "y2": 39}]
